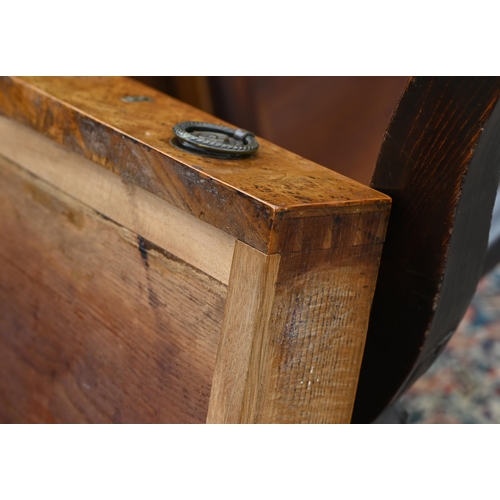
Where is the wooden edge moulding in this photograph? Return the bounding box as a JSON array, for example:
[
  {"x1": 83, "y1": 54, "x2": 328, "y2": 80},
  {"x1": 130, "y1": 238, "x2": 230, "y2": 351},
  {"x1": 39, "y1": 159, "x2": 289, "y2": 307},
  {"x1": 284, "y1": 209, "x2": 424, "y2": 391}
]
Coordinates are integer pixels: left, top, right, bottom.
[{"x1": 0, "y1": 76, "x2": 391, "y2": 423}]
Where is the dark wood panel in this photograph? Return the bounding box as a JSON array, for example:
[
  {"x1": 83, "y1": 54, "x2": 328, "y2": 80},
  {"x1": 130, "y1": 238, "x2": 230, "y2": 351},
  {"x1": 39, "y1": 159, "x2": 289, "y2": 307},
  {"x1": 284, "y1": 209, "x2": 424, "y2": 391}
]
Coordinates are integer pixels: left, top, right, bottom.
[{"x1": 0, "y1": 155, "x2": 226, "y2": 423}]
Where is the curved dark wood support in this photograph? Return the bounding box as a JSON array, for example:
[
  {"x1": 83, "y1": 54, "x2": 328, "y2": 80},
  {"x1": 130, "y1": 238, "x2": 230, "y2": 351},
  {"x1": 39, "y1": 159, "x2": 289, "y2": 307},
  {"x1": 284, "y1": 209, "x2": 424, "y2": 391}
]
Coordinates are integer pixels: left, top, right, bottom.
[{"x1": 352, "y1": 77, "x2": 500, "y2": 423}]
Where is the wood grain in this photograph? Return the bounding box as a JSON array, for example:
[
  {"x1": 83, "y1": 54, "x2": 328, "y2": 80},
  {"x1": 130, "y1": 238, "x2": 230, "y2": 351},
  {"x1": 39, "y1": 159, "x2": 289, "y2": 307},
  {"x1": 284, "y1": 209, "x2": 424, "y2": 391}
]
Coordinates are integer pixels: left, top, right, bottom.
[
  {"x1": 0, "y1": 77, "x2": 392, "y2": 424},
  {"x1": 0, "y1": 115, "x2": 235, "y2": 284},
  {"x1": 207, "y1": 242, "x2": 280, "y2": 423},
  {"x1": 0, "y1": 154, "x2": 227, "y2": 423},
  {"x1": 353, "y1": 77, "x2": 500, "y2": 423},
  {"x1": 0, "y1": 76, "x2": 390, "y2": 254},
  {"x1": 209, "y1": 212, "x2": 388, "y2": 423}
]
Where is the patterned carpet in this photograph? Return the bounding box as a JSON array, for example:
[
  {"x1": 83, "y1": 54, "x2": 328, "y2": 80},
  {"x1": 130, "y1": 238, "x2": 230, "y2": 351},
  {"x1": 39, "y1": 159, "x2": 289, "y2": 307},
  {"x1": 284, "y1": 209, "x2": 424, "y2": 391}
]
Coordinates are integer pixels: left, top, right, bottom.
[{"x1": 401, "y1": 263, "x2": 500, "y2": 424}]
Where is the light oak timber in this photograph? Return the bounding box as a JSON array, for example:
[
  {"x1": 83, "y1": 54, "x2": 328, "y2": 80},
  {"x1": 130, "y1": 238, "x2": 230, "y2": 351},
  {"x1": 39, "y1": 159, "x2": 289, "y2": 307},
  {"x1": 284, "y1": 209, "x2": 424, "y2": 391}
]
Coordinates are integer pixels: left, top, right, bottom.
[
  {"x1": 209, "y1": 225, "x2": 386, "y2": 423},
  {"x1": 0, "y1": 76, "x2": 390, "y2": 254},
  {"x1": 0, "y1": 116, "x2": 235, "y2": 285},
  {"x1": 207, "y1": 242, "x2": 281, "y2": 423},
  {"x1": 0, "y1": 77, "x2": 392, "y2": 423},
  {"x1": 0, "y1": 155, "x2": 226, "y2": 423}
]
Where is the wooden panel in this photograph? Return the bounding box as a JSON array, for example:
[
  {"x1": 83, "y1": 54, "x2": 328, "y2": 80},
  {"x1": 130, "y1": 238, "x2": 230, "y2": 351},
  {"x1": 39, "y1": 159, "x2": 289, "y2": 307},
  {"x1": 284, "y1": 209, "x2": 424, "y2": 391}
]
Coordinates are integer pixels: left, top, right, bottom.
[
  {"x1": 0, "y1": 76, "x2": 390, "y2": 254},
  {"x1": 0, "y1": 77, "x2": 392, "y2": 424},
  {"x1": 208, "y1": 208, "x2": 388, "y2": 423},
  {"x1": 0, "y1": 155, "x2": 227, "y2": 423},
  {"x1": 0, "y1": 116, "x2": 235, "y2": 284}
]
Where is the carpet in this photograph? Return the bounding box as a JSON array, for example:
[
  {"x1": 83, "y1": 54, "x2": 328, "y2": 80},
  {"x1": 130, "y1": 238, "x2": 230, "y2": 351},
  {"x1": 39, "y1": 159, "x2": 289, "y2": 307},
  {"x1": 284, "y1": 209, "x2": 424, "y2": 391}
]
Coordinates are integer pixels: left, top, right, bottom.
[{"x1": 401, "y1": 263, "x2": 500, "y2": 423}]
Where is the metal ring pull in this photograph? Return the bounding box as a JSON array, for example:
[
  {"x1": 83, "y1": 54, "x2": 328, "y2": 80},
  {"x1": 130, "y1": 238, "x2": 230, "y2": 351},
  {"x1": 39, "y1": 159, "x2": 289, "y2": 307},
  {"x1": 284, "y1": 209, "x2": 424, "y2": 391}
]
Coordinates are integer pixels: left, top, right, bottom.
[{"x1": 172, "y1": 121, "x2": 259, "y2": 158}]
